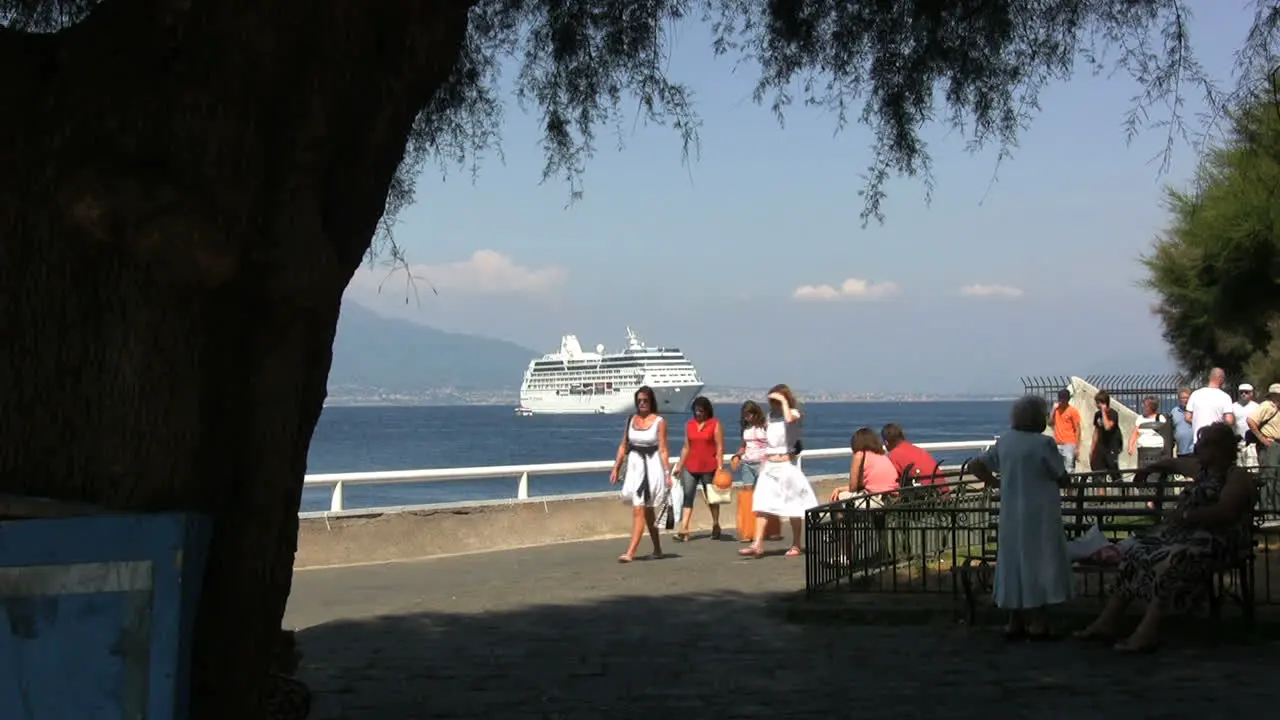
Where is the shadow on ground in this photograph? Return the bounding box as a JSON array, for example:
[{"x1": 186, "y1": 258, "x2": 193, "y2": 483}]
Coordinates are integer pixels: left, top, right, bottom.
[{"x1": 296, "y1": 589, "x2": 1280, "y2": 719}]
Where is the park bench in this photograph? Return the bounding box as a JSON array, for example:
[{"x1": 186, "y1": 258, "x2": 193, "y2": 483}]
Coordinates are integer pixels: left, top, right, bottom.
[
  {"x1": 805, "y1": 466, "x2": 987, "y2": 593},
  {"x1": 958, "y1": 472, "x2": 1257, "y2": 627}
]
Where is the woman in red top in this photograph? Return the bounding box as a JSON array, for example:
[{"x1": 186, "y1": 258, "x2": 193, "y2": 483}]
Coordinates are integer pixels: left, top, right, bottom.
[{"x1": 672, "y1": 396, "x2": 725, "y2": 542}]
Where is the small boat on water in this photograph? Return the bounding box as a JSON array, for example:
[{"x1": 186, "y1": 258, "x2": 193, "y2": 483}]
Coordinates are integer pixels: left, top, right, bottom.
[{"x1": 514, "y1": 406, "x2": 535, "y2": 417}]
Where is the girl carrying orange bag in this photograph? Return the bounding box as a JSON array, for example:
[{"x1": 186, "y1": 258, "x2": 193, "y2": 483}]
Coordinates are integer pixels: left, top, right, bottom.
[{"x1": 734, "y1": 401, "x2": 780, "y2": 541}]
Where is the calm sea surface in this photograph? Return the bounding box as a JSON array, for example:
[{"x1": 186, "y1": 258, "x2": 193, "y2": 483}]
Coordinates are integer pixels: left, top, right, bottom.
[{"x1": 301, "y1": 401, "x2": 1011, "y2": 512}]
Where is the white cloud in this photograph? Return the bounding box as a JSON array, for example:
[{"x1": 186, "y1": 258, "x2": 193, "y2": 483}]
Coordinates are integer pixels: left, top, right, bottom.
[
  {"x1": 959, "y1": 284, "x2": 1024, "y2": 299},
  {"x1": 792, "y1": 278, "x2": 899, "y2": 302},
  {"x1": 351, "y1": 250, "x2": 567, "y2": 296}
]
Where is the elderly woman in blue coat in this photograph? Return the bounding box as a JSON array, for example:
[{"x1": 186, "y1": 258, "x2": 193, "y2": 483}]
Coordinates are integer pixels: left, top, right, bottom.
[{"x1": 969, "y1": 394, "x2": 1073, "y2": 640}]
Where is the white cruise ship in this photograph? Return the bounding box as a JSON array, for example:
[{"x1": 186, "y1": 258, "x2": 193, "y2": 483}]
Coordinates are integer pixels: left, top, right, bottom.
[{"x1": 517, "y1": 329, "x2": 704, "y2": 415}]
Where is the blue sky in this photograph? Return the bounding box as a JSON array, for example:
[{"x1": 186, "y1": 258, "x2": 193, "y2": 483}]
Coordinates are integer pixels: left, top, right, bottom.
[{"x1": 344, "y1": 6, "x2": 1257, "y2": 394}]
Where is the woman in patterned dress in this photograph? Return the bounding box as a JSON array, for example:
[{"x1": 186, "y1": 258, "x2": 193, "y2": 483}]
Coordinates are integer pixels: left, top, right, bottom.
[{"x1": 1075, "y1": 422, "x2": 1257, "y2": 652}]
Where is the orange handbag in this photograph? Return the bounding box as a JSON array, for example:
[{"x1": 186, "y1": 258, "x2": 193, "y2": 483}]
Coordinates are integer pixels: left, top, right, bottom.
[{"x1": 704, "y1": 469, "x2": 734, "y2": 505}]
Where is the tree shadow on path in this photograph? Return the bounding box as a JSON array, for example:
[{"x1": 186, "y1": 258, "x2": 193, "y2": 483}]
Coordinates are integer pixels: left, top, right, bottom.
[{"x1": 296, "y1": 590, "x2": 1280, "y2": 719}]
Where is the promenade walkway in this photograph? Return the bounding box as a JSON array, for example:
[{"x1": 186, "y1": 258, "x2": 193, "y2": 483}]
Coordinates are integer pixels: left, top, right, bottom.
[{"x1": 287, "y1": 535, "x2": 1280, "y2": 719}]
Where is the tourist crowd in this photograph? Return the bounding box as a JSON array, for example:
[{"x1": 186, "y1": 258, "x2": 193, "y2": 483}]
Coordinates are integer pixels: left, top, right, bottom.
[
  {"x1": 970, "y1": 368, "x2": 1277, "y2": 654},
  {"x1": 1046, "y1": 368, "x2": 1280, "y2": 479},
  {"x1": 607, "y1": 370, "x2": 1280, "y2": 656},
  {"x1": 606, "y1": 384, "x2": 946, "y2": 562}
]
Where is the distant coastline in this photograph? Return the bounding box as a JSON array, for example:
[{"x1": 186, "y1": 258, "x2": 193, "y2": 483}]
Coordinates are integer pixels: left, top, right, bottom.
[{"x1": 324, "y1": 386, "x2": 1018, "y2": 407}]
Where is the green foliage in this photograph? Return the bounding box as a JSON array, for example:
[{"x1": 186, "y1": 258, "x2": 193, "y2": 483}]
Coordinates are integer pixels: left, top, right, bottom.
[
  {"x1": 4, "y1": 0, "x2": 1279, "y2": 231},
  {"x1": 1142, "y1": 93, "x2": 1280, "y2": 384}
]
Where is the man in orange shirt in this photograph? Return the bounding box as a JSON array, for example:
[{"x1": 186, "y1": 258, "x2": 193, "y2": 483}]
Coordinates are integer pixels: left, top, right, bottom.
[{"x1": 1047, "y1": 388, "x2": 1082, "y2": 473}]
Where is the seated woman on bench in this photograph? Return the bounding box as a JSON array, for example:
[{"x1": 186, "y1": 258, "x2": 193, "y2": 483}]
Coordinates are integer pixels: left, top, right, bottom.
[{"x1": 1075, "y1": 421, "x2": 1257, "y2": 653}]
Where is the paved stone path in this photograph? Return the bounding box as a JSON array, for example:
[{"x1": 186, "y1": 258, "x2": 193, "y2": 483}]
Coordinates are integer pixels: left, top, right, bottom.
[{"x1": 287, "y1": 534, "x2": 1280, "y2": 719}]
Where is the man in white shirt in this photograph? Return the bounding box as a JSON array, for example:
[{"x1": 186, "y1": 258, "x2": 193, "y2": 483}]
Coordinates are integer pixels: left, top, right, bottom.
[
  {"x1": 1233, "y1": 383, "x2": 1260, "y2": 466},
  {"x1": 1186, "y1": 368, "x2": 1235, "y2": 444}
]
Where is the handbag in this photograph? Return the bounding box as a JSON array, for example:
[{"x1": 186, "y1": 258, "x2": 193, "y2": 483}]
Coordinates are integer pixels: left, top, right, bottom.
[{"x1": 704, "y1": 471, "x2": 733, "y2": 505}]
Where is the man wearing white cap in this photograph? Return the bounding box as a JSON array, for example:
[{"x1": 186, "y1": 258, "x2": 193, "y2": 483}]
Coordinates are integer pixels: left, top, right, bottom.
[
  {"x1": 1234, "y1": 383, "x2": 1260, "y2": 466},
  {"x1": 1248, "y1": 384, "x2": 1280, "y2": 481}
]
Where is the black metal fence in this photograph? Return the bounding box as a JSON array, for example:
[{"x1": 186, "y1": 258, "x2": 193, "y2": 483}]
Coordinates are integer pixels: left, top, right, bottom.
[
  {"x1": 805, "y1": 466, "x2": 1280, "y2": 609},
  {"x1": 1020, "y1": 373, "x2": 1256, "y2": 415},
  {"x1": 1020, "y1": 374, "x2": 1191, "y2": 415}
]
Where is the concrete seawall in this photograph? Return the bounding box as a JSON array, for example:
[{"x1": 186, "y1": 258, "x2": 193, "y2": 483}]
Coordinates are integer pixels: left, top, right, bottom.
[{"x1": 295, "y1": 474, "x2": 852, "y2": 569}]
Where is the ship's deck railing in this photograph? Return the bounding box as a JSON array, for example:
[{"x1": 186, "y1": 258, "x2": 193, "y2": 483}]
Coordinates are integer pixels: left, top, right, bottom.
[{"x1": 301, "y1": 438, "x2": 998, "y2": 515}]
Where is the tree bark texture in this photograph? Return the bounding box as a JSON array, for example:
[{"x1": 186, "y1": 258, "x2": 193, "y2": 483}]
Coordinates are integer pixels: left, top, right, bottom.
[{"x1": 0, "y1": 0, "x2": 474, "y2": 715}]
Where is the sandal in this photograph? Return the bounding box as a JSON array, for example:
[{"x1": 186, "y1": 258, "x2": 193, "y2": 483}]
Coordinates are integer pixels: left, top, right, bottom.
[
  {"x1": 1113, "y1": 638, "x2": 1159, "y2": 654},
  {"x1": 1003, "y1": 627, "x2": 1028, "y2": 642},
  {"x1": 784, "y1": 547, "x2": 803, "y2": 558},
  {"x1": 738, "y1": 546, "x2": 764, "y2": 559},
  {"x1": 1072, "y1": 629, "x2": 1119, "y2": 643},
  {"x1": 711, "y1": 525, "x2": 722, "y2": 540},
  {"x1": 617, "y1": 554, "x2": 634, "y2": 563}
]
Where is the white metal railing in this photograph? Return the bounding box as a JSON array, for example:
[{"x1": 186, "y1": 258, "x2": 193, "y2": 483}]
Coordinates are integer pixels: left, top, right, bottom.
[{"x1": 302, "y1": 438, "x2": 997, "y2": 514}]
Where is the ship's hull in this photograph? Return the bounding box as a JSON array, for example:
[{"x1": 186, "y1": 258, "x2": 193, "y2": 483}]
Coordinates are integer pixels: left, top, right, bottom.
[{"x1": 519, "y1": 382, "x2": 704, "y2": 415}]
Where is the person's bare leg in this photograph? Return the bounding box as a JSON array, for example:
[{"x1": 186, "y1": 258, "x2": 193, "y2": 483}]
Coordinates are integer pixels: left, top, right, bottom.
[
  {"x1": 1004, "y1": 609, "x2": 1026, "y2": 635},
  {"x1": 1027, "y1": 607, "x2": 1050, "y2": 635},
  {"x1": 1075, "y1": 593, "x2": 1129, "y2": 638},
  {"x1": 644, "y1": 507, "x2": 664, "y2": 558},
  {"x1": 739, "y1": 515, "x2": 768, "y2": 556},
  {"x1": 679, "y1": 506, "x2": 693, "y2": 539},
  {"x1": 620, "y1": 506, "x2": 645, "y2": 562},
  {"x1": 1115, "y1": 601, "x2": 1162, "y2": 651},
  {"x1": 709, "y1": 502, "x2": 722, "y2": 539},
  {"x1": 786, "y1": 516, "x2": 803, "y2": 556}
]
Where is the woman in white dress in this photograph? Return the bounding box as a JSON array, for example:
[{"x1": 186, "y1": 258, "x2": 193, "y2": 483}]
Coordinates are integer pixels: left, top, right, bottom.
[
  {"x1": 969, "y1": 395, "x2": 1073, "y2": 640},
  {"x1": 739, "y1": 384, "x2": 819, "y2": 558},
  {"x1": 608, "y1": 386, "x2": 672, "y2": 563}
]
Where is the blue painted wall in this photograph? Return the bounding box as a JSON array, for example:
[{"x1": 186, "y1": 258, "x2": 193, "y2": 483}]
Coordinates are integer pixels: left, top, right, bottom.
[{"x1": 0, "y1": 513, "x2": 210, "y2": 720}]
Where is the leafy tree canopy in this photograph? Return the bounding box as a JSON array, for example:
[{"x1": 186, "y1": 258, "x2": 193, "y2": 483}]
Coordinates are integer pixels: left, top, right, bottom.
[
  {"x1": 1142, "y1": 91, "x2": 1280, "y2": 385},
  {"x1": 4, "y1": 0, "x2": 1277, "y2": 230}
]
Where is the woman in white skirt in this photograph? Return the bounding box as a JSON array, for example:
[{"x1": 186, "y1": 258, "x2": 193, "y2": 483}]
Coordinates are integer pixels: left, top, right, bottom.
[
  {"x1": 739, "y1": 384, "x2": 818, "y2": 558},
  {"x1": 609, "y1": 386, "x2": 672, "y2": 563}
]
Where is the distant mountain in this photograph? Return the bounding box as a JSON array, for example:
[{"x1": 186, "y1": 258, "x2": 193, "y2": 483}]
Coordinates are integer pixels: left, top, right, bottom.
[{"x1": 329, "y1": 302, "x2": 535, "y2": 392}]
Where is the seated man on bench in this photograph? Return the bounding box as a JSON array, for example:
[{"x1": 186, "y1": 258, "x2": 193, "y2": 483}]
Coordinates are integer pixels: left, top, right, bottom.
[{"x1": 1075, "y1": 422, "x2": 1257, "y2": 653}]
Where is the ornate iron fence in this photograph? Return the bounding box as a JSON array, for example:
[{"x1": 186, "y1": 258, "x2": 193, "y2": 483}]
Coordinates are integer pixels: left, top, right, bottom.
[
  {"x1": 805, "y1": 466, "x2": 1280, "y2": 610},
  {"x1": 1020, "y1": 372, "x2": 1256, "y2": 414},
  {"x1": 1020, "y1": 373, "x2": 1192, "y2": 415}
]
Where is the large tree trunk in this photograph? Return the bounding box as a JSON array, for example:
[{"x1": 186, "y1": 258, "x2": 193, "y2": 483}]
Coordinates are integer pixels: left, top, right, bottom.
[{"x1": 0, "y1": 0, "x2": 474, "y2": 715}]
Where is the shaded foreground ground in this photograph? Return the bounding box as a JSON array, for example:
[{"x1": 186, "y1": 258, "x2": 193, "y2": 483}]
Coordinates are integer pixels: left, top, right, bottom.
[{"x1": 286, "y1": 534, "x2": 1280, "y2": 719}]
